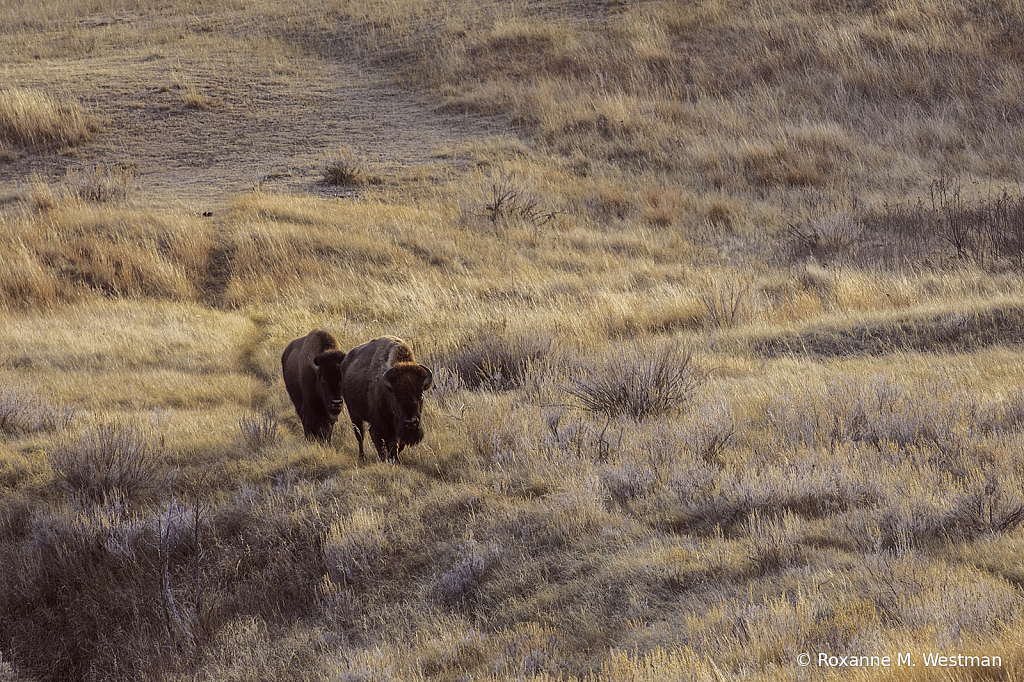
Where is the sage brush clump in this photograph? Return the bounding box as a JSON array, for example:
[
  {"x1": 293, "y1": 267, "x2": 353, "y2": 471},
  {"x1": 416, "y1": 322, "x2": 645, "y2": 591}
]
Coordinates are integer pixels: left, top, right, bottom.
[
  {"x1": 564, "y1": 341, "x2": 704, "y2": 420},
  {"x1": 49, "y1": 421, "x2": 163, "y2": 504},
  {"x1": 237, "y1": 412, "x2": 279, "y2": 454},
  {"x1": 0, "y1": 387, "x2": 73, "y2": 436}
]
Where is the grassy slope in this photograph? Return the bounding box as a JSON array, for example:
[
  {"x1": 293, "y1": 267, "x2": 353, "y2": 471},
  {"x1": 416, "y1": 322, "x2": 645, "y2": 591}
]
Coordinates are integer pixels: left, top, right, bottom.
[{"x1": 3, "y1": 0, "x2": 1024, "y2": 680}]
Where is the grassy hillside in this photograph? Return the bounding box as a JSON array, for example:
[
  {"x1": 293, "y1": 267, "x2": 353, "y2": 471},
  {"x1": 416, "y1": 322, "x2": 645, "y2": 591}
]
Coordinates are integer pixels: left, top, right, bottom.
[{"x1": 2, "y1": 0, "x2": 1024, "y2": 680}]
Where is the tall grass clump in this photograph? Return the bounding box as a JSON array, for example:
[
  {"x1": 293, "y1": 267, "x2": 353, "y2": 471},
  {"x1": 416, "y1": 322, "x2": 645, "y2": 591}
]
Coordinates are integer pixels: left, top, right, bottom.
[
  {"x1": 0, "y1": 87, "x2": 98, "y2": 150},
  {"x1": 564, "y1": 340, "x2": 703, "y2": 420},
  {"x1": 322, "y1": 507, "x2": 389, "y2": 589},
  {"x1": 0, "y1": 203, "x2": 212, "y2": 308},
  {"x1": 320, "y1": 145, "x2": 382, "y2": 187},
  {"x1": 48, "y1": 421, "x2": 164, "y2": 504}
]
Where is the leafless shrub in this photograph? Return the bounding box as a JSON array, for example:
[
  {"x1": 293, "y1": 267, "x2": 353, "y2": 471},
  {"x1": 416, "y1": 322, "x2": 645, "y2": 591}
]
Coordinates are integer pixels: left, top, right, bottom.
[
  {"x1": 854, "y1": 177, "x2": 1024, "y2": 266},
  {"x1": 463, "y1": 170, "x2": 557, "y2": 227},
  {"x1": 49, "y1": 421, "x2": 164, "y2": 504},
  {"x1": 947, "y1": 471, "x2": 1024, "y2": 537},
  {"x1": 63, "y1": 163, "x2": 134, "y2": 203},
  {"x1": 982, "y1": 187, "x2": 1024, "y2": 265},
  {"x1": 564, "y1": 341, "x2": 704, "y2": 421},
  {"x1": 7, "y1": 501, "x2": 162, "y2": 681},
  {"x1": 929, "y1": 175, "x2": 989, "y2": 261},
  {"x1": 698, "y1": 277, "x2": 757, "y2": 328},
  {"x1": 786, "y1": 209, "x2": 863, "y2": 262}
]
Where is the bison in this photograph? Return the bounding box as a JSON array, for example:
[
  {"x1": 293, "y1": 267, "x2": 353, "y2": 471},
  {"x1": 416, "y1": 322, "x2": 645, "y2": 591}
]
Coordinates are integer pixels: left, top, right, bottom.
[
  {"x1": 281, "y1": 330, "x2": 347, "y2": 443},
  {"x1": 341, "y1": 336, "x2": 433, "y2": 463}
]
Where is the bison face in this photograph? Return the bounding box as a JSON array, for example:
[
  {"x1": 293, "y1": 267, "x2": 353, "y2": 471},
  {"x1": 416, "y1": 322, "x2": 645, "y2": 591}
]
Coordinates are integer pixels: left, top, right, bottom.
[
  {"x1": 310, "y1": 351, "x2": 346, "y2": 420},
  {"x1": 382, "y1": 364, "x2": 433, "y2": 445}
]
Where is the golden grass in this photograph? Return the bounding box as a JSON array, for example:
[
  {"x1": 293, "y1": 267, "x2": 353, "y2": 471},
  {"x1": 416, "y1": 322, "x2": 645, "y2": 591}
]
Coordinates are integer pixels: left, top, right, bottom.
[
  {"x1": 0, "y1": 87, "x2": 99, "y2": 150},
  {"x1": 3, "y1": 0, "x2": 1024, "y2": 680}
]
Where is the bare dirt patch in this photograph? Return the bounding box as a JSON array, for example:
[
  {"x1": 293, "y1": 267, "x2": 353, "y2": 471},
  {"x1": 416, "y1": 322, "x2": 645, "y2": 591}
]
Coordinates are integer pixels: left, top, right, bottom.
[{"x1": 0, "y1": 48, "x2": 509, "y2": 213}]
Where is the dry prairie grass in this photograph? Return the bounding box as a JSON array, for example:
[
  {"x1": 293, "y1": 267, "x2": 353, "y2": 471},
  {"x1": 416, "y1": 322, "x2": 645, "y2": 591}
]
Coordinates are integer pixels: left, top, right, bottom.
[
  {"x1": 0, "y1": 87, "x2": 99, "y2": 151},
  {"x1": 3, "y1": 0, "x2": 1024, "y2": 680}
]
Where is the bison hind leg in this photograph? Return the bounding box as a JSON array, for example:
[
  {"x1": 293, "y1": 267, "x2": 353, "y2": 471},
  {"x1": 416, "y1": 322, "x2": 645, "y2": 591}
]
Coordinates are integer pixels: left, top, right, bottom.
[{"x1": 351, "y1": 421, "x2": 367, "y2": 463}]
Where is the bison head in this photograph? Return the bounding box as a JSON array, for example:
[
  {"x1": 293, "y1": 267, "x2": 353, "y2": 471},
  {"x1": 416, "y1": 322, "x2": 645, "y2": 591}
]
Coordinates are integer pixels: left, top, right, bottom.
[
  {"x1": 381, "y1": 363, "x2": 433, "y2": 445},
  {"x1": 310, "y1": 350, "x2": 346, "y2": 420}
]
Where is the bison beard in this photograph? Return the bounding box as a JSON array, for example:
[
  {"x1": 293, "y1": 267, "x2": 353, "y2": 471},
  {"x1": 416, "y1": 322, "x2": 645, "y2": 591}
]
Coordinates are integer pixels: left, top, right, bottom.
[
  {"x1": 340, "y1": 336, "x2": 433, "y2": 463},
  {"x1": 281, "y1": 330, "x2": 347, "y2": 443}
]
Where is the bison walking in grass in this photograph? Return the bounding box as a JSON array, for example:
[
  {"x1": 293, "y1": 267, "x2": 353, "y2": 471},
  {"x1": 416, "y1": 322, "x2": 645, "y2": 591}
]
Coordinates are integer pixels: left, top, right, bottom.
[
  {"x1": 341, "y1": 336, "x2": 433, "y2": 463},
  {"x1": 281, "y1": 330, "x2": 347, "y2": 443}
]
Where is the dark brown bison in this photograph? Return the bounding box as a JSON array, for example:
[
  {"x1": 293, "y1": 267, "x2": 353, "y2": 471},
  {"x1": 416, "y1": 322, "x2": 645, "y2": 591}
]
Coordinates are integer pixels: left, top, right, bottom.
[
  {"x1": 281, "y1": 330, "x2": 347, "y2": 443},
  {"x1": 340, "y1": 336, "x2": 433, "y2": 463}
]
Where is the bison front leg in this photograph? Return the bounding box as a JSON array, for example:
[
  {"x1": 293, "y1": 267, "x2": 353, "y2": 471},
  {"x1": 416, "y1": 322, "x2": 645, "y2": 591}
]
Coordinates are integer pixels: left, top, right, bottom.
[
  {"x1": 367, "y1": 427, "x2": 397, "y2": 463},
  {"x1": 312, "y1": 422, "x2": 334, "y2": 443},
  {"x1": 301, "y1": 417, "x2": 323, "y2": 442}
]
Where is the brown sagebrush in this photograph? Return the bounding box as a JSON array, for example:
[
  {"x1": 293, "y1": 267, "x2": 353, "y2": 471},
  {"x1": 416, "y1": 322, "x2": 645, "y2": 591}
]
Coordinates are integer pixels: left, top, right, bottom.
[
  {"x1": 237, "y1": 412, "x2": 279, "y2": 453},
  {"x1": 48, "y1": 421, "x2": 164, "y2": 504},
  {"x1": 321, "y1": 146, "x2": 381, "y2": 186},
  {"x1": 0, "y1": 387, "x2": 73, "y2": 436}
]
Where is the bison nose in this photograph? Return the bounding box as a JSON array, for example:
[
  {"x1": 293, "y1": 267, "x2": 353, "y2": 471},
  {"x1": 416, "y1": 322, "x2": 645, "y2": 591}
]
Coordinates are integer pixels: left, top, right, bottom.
[
  {"x1": 404, "y1": 416, "x2": 420, "y2": 427},
  {"x1": 330, "y1": 399, "x2": 344, "y2": 410}
]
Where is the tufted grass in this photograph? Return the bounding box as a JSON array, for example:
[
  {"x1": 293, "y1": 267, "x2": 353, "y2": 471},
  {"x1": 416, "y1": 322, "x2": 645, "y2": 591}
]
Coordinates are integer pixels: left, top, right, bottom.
[{"x1": 0, "y1": 87, "x2": 99, "y2": 150}]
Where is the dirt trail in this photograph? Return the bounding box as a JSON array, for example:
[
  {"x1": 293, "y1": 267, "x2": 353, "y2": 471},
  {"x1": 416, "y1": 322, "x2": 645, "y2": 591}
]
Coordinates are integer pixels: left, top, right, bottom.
[{"x1": 1, "y1": 50, "x2": 508, "y2": 213}]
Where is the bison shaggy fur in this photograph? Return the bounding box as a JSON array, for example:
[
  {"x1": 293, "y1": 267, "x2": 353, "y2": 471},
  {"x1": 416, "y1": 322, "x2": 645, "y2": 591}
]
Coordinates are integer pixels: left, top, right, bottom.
[
  {"x1": 281, "y1": 330, "x2": 347, "y2": 443},
  {"x1": 341, "y1": 336, "x2": 433, "y2": 462}
]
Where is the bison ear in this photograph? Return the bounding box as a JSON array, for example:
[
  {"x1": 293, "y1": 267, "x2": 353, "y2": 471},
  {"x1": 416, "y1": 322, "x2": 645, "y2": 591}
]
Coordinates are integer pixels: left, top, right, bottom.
[
  {"x1": 419, "y1": 365, "x2": 433, "y2": 392},
  {"x1": 382, "y1": 367, "x2": 397, "y2": 391}
]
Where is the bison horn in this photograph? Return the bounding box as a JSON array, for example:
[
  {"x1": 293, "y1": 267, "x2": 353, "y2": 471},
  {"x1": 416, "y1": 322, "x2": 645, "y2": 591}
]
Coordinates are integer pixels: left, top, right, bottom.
[
  {"x1": 420, "y1": 365, "x2": 433, "y2": 391},
  {"x1": 308, "y1": 355, "x2": 320, "y2": 371},
  {"x1": 382, "y1": 368, "x2": 395, "y2": 390}
]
